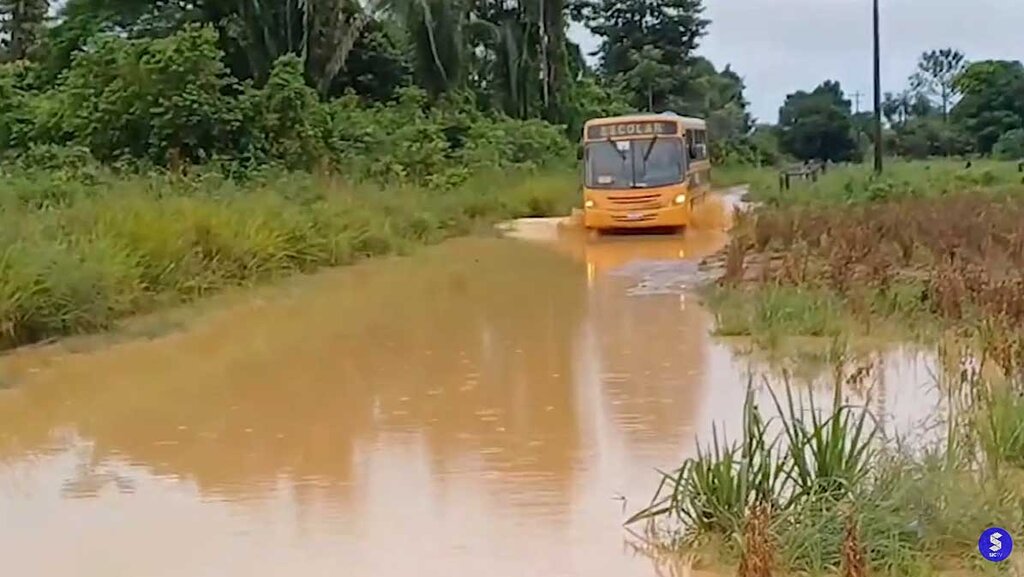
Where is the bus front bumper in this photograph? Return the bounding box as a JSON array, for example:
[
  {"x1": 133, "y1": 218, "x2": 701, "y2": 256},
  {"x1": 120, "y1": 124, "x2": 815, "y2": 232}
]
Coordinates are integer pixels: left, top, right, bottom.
[{"x1": 583, "y1": 204, "x2": 690, "y2": 230}]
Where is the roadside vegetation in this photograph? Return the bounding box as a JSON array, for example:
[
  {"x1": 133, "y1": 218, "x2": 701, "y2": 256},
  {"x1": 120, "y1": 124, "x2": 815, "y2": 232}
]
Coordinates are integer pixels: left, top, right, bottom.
[
  {"x1": 1, "y1": 0, "x2": 759, "y2": 349},
  {"x1": 0, "y1": 29, "x2": 585, "y2": 351},
  {"x1": 628, "y1": 366, "x2": 1024, "y2": 576},
  {"x1": 703, "y1": 159, "x2": 1024, "y2": 348},
  {"x1": 677, "y1": 62, "x2": 1024, "y2": 573},
  {"x1": 0, "y1": 167, "x2": 578, "y2": 350},
  {"x1": 651, "y1": 43, "x2": 1024, "y2": 577}
]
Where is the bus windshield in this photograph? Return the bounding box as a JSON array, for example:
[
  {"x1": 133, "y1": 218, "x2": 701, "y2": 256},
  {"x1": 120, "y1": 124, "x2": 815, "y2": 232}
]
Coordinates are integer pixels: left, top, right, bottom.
[{"x1": 585, "y1": 138, "x2": 684, "y2": 189}]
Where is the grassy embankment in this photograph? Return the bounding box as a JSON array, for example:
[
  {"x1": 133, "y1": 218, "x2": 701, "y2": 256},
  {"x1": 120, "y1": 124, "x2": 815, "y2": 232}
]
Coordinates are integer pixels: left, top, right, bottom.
[
  {"x1": 707, "y1": 159, "x2": 1024, "y2": 343},
  {"x1": 631, "y1": 159, "x2": 1024, "y2": 576},
  {"x1": 0, "y1": 167, "x2": 578, "y2": 350}
]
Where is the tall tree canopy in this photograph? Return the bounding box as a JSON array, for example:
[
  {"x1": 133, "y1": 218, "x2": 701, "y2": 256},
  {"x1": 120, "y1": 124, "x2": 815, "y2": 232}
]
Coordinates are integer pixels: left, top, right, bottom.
[
  {"x1": 910, "y1": 48, "x2": 967, "y2": 122},
  {"x1": 0, "y1": 0, "x2": 49, "y2": 61},
  {"x1": 572, "y1": 0, "x2": 708, "y2": 111},
  {"x1": 952, "y1": 59, "x2": 1024, "y2": 154},
  {"x1": 777, "y1": 80, "x2": 858, "y2": 162},
  {"x1": 0, "y1": 0, "x2": 755, "y2": 165}
]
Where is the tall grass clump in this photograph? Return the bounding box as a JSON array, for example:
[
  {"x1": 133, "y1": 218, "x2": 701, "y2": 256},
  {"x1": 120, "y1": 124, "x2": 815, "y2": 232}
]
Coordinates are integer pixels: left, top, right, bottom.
[
  {"x1": 629, "y1": 381, "x2": 879, "y2": 571},
  {"x1": 628, "y1": 366, "x2": 1024, "y2": 576},
  {"x1": 629, "y1": 389, "x2": 780, "y2": 537},
  {"x1": 0, "y1": 168, "x2": 578, "y2": 350},
  {"x1": 978, "y1": 388, "x2": 1024, "y2": 470},
  {"x1": 772, "y1": 384, "x2": 876, "y2": 503}
]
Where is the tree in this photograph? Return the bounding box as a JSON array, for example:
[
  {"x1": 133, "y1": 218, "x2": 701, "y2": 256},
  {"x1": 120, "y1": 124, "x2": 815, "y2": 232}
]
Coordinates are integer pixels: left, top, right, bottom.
[
  {"x1": 470, "y1": 0, "x2": 551, "y2": 119},
  {"x1": 992, "y1": 129, "x2": 1024, "y2": 160},
  {"x1": 881, "y1": 90, "x2": 933, "y2": 129},
  {"x1": 952, "y1": 60, "x2": 1024, "y2": 154},
  {"x1": 669, "y1": 59, "x2": 751, "y2": 144},
  {"x1": 777, "y1": 80, "x2": 858, "y2": 162},
  {"x1": 322, "y1": 18, "x2": 411, "y2": 101},
  {"x1": 892, "y1": 117, "x2": 970, "y2": 159},
  {"x1": 213, "y1": 0, "x2": 372, "y2": 96},
  {"x1": 43, "y1": 0, "x2": 374, "y2": 97},
  {"x1": 621, "y1": 45, "x2": 670, "y2": 111},
  {"x1": 882, "y1": 91, "x2": 909, "y2": 128},
  {"x1": 384, "y1": 0, "x2": 466, "y2": 97},
  {"x1": 909, "y1": 48, "x2": 967, "y2": 122},
  {"x1": 539, "y1": 0, "x2": 569, "y2": 121},
  {"x1": 561, "y1": 73, "x2": 630, "y2": 137},
  {"x1": 0, "y1": 0, "x2": 50, "y2": 61},
  {"x1": 40, "y1": 25, "x2": 244, "y2": 163},
  {"x1": 573, "y1": 0, "x2": 708, "y2": 111}
]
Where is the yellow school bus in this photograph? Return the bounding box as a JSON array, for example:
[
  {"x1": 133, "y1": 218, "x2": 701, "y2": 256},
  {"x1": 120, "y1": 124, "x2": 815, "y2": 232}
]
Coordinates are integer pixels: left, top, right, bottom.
[{"x1": 581, "y1": 112, "x2": 711, "y2": 230}]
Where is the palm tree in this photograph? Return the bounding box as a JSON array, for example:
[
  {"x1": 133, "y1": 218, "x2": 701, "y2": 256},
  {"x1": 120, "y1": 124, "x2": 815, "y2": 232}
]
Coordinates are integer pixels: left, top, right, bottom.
[
  {"x1": 466, "y1": 0, "x2": 570, "y2": 119},
  {"x1": 204, "y1": 0, "x2": 370, "y2": 96},
  {"x1": 382, "y1": 0, "x2": 468, "y2": 96},
  {"x1": 0, "y1": 0, "x2": 49, "y2": 61}
]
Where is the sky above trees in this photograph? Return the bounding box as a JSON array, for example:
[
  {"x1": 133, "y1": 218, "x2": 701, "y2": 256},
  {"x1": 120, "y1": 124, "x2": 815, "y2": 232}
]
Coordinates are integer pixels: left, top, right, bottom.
[{"x1": 571, "y1": 0, "x2": 1024, "y2": 123}]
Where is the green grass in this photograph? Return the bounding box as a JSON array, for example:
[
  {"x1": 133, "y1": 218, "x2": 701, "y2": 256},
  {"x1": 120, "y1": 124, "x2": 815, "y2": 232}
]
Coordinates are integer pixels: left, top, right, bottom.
[
  {"x1": 707, "y1": 286, "x2": 847, "y2": 341},
  {"x1": 628, "y1": 376, "x2": 1024, "y2": 576},
  {"x1": 712, "y1": 163, "x2": 779, "y2": 192},
  {"x1": 0, "y1": 167, "x2": 579, "y2": 349},
  {"x1": 724, "y1": 159, "x2": 1024, "y2": 207},
  {"x1": 980, "y1": 389, "x2": 1024, "y2": 470}
]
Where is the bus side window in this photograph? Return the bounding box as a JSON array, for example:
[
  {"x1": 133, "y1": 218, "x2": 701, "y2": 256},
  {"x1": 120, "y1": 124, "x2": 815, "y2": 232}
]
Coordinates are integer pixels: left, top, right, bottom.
[{"x1": 695, "y1": 130, "x2": 707, "y2": 160}]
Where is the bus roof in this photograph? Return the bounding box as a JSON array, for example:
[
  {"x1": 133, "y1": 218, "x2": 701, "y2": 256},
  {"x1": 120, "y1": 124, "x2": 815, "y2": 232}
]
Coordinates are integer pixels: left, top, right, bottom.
[{"x1": 583, "y1": 112, "x2": 706, "y2": 130}]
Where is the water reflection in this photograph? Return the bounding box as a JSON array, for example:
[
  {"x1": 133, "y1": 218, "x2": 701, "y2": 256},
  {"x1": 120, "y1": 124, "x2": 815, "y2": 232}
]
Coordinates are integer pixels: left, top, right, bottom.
[
  {"x1": 0, "y1": 221, "x2": 943, "y2": 577},
  {"x1": 0, "y1": 231, "x2": 735, "y2": 576}
]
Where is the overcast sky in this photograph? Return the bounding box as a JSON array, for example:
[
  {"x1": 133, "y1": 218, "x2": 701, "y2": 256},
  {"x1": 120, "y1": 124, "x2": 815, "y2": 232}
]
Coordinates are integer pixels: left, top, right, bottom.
[{"x1": 569, "y1": 0, "x2": 1024, "y2": 124}]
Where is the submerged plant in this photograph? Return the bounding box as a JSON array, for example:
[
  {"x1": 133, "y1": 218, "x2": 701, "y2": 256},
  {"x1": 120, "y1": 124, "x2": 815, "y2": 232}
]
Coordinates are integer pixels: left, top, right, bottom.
[
  {"x1": 627, "y1": 387, "x2": 782, "y2": 536},
  {"x1": 770, "y1": 382, "x2": 877, "y2": 503},
  {"x1": 980, "y1": 388, "x2": 1024, "y2": 469}
]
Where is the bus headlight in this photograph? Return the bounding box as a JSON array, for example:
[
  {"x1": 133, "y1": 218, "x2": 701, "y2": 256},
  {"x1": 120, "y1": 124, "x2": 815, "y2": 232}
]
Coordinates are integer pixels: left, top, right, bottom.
[
  {"x1": 584, "y1": 199, "x2": 595, "y2": 208},
  {"x1": 673, "y1": 193, "x2": 687, "y2": 205}
]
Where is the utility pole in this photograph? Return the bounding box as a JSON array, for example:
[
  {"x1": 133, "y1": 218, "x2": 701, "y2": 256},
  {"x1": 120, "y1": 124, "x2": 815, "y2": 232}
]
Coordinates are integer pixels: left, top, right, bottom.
[
  {"x1": 851, "y1": 91, "x2": 863, "y2": 114},
  {"x1": 872, "y1": 0, "x2": 884, "y2": 173}
]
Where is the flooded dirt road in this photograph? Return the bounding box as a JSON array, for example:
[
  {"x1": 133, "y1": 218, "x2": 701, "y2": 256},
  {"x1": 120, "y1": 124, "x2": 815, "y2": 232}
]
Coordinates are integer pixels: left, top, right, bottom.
[{"x1": 0, "y1": 200, "x2": 941, "y2": 577}]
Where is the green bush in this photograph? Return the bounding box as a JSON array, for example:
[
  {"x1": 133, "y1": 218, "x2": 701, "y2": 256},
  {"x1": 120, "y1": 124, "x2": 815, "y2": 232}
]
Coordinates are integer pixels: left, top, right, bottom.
[
  {"x1": 992, "y1": 129, "x2": 1024, "y2": 160},
  {"x1": 0, "y1": 61, "x2": 38, "y2": 153},
  {"x1": 34, "y1": 26, "x2": 242, "y2": 164},
  {"x1": 2, "y1": 26, "x2": 573, "y2": 187}
]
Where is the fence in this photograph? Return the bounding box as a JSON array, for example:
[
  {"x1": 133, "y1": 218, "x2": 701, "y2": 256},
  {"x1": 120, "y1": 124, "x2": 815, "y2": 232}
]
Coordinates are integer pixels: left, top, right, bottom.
[{"x1": 778, "y1": 161, "x2": 827, "y2": 191}]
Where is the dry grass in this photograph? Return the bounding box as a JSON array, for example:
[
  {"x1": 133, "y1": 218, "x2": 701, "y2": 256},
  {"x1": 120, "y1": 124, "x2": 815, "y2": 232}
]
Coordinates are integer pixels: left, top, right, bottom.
[
  {"x1": 842, "y1": 508, "x2": 868, "y2": 577},
  {"x1": 739, "y1": 503, "x2": 776, "y2": 577},
  {"x1": 705, "y1": 190, "x2": 1024, "y2": 349}
]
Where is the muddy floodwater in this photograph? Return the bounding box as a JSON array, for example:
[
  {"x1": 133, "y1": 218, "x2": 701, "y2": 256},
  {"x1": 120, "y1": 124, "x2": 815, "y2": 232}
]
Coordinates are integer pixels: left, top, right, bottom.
[{"x1": 0, "y1": 206, "x2": 942, "y2": 577}]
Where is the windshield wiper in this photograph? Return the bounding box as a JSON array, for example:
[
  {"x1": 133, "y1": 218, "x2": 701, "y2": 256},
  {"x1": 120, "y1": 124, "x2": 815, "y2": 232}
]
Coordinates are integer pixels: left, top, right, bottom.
[
  {"x1": 641, "y1": 135, "x2": 659, "y2": 166},
  {"x1": 606, "y1": 137, "x2": 626, "y2": 161}
]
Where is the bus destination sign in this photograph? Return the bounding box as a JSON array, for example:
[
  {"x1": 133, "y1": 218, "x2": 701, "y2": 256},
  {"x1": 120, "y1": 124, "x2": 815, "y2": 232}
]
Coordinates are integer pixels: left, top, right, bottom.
[{"x1": 586, "y1": 121, "x2": 676, "y2": 140}]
